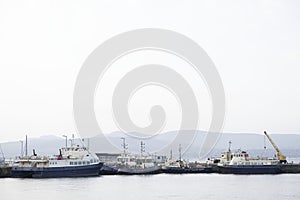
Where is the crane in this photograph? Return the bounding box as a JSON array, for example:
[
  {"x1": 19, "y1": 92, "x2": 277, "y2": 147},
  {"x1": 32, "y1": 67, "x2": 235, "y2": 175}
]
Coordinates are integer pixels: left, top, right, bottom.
[{"x1": 263, "y1": 131, "x2": 287, "y2": 163}]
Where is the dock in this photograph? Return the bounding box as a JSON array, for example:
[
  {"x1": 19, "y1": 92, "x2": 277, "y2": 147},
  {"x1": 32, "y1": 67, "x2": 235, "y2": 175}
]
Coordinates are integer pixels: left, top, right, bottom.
[{"x1": 281, "y1": 164, "x2": 300, "y2": 173}]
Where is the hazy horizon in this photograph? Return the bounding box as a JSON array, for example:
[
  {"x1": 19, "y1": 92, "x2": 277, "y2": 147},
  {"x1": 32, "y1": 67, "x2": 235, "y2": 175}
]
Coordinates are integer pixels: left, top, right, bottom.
[{"x1": 1, "y1": 1, "x2": 300, "y2": 142}]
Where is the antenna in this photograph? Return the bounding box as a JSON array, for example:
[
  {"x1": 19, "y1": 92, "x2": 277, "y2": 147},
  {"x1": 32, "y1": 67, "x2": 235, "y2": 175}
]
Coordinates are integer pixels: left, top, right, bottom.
[
  {"x1": 228, "y1": 141, "x2": 232, "y2": 152},
  {"x1": 121, "y1": 137, "x2": 128, "y2": 155},
  {"x1": 264, "y1": 135, "x2": 266, "y2": 150}
]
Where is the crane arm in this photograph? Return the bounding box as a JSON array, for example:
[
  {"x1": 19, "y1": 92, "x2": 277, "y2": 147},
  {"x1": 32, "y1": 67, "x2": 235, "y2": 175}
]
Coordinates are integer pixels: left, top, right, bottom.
[{"x1": 264, "y1": 131, "x2": 287, "y2": 163}]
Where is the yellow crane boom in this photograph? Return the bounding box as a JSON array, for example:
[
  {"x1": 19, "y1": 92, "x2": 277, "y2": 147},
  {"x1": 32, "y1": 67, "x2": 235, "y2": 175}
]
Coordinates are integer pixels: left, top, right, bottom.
[{"x1": 264, "y1": 131, "x2": 287, "y2": 163}]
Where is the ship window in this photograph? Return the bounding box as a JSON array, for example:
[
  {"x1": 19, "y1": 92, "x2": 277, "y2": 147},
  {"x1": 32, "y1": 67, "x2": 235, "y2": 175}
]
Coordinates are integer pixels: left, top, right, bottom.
[
  {"x1": 83, "y1": 161, "x2": 86, "y2": 165},
  {"x1": 74, "y1": 162, "x2": 77, "y2": 165},
  {"x1": 78, "y1": 161, "x2": 82, "y2": 165},
  {"x1": 87, "y1": 161, "x2": 90, "y2": 164},
  {"x1": 70, "y1": 162, "x2": 73, "y2": 165}
]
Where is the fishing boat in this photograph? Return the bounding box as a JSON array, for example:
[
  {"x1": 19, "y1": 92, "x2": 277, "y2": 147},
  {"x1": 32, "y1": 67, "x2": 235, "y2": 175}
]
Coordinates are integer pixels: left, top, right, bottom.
[
  {"x1": 100, "y1": 139, "x2": 163, "y2": 175},
  {"x1": 11, "y1": 144, "x2": 103, "y2": 178},
  {"x1": 115, "y1": 154, "x2": 162, "y2": 175}
]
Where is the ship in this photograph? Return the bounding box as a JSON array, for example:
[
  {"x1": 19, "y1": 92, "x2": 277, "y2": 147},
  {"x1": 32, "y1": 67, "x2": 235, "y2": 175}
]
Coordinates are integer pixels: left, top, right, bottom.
[
  {"x1": 0, "y1": 158, "x2": 12, "y2": 178},
  {"x1": 11, "y1": 140, "x2": 103, "y2": 178},
  {"x1": 162, "y1": 160, "x2": 213, "y2": 174},
  {"x1": 0, "y1": 144, "x2": 12, "y2": 178},
  {"x1": 100, "y1": 139, "x2": 163, "y2": 175},
  {"x1": 162, "y1": 146, "x2": 213, "y2": 174},
  {"x1": 115, "y1": 154, "x2": 162, "y2": 175},
  {"x1": 210, "y1": 149, "x2": 282, "y2": 174},
  {"x1": 208, "y1": 131, "x2": 286, "y2": 174}
]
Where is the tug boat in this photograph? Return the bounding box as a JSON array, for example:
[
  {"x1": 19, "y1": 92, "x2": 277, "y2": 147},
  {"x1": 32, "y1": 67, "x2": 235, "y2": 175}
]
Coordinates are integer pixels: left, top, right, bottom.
[
  {"x1": 11, "y1": 145, "x2": 103, "y2": 178},
  {"x1": 162, "y1": 160, "x2": 213, "y2": 174}
]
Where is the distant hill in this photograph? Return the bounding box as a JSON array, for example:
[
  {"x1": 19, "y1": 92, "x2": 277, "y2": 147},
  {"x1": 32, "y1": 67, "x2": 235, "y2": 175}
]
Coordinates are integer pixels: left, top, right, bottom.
[{"x1": 1, "y1": 131, "x2": 300, "y2": 160}]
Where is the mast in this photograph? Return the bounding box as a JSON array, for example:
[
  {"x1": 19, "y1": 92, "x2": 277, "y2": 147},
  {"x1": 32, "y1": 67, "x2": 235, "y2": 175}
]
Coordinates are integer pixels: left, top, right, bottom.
[
  {"x1": 178, "y1": 144, "x2": 182, "y2": 161},
  {"x1": 121, "y1": 137, "x2": 128, "y2": 155},
  {"x1": 62, "y1": 135, "x2": 67, "y2": 148},
  {"x1": 0, "y1": 144, "x2": 5, "y2": 161},
  {"x1": 19, "y1": 140, "x2": 24, "y2": 157},
  {"x1": 140, "y1": 141, "x2": 145, "y2": 156},
  {"x1": 25, "y1": 135, "x2": 28, "y2": 157},
  {"x1": 263, "y1": 131, "x2": 287, "y2": 163},
  {"x1": 71, "y1": 134, "x2": 75, "y2": 146}
]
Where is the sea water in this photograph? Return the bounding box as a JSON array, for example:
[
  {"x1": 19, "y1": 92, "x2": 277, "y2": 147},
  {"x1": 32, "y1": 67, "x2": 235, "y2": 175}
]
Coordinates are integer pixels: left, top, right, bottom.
[{"x1": 1, "y1": 174, "x2": 300, "y2": 200}]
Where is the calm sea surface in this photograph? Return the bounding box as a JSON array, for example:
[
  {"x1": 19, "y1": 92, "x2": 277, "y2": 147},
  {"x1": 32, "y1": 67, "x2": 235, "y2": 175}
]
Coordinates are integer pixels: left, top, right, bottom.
[{"x1": 1, "y1": 174, "x2": 300, "y2": 200}]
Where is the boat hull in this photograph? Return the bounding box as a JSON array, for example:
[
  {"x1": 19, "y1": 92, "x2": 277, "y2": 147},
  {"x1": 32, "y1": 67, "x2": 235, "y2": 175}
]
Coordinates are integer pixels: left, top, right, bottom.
[
  {"x1": 162, "y1": 166, "x2": 213, "y2": 174},
  {"x1": 0, "y1": 166, "x2": 12, "y2": 178},
  {"x1": 100, "y1": 165, "x2": 118, "y2": 175},
  {"x1": 213, "y1": 164, "x2": 282, "y2": 174},
  {"x1": 11, "y1": 163, "x2": 103, "y2": 178},
  {"x1": 117, "y1": 166, "x2": 162, "y2": 175}
]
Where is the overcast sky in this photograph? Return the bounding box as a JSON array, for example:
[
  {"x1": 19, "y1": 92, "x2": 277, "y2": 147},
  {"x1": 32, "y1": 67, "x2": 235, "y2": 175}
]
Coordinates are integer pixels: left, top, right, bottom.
[{"x1": 0, "y1": 0, "x2": 300, "y2": 142}]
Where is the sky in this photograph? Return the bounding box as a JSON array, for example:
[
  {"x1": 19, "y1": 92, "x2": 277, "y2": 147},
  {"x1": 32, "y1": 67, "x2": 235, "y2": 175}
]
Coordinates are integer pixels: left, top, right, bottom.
[{"x1": 0, "y1": 0, "x2": 300, "y2": 142}]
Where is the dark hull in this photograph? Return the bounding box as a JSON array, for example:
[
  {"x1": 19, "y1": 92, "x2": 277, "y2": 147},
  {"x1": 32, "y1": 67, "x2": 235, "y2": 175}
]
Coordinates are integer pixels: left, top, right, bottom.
[
  {"x1": 100, "y1": 165, "x2": 118, "y2": 175},
  {"x1": 0, "y1": 166, "x2": 12, "y2": 178},
  {"x1": 11, "y1": 163, "x2": 103, "y2": 178},
  {"x1": 213, "y1": 164, "x2": 282, "y2": 174},
  {"x1": 117, "y1": 166, "x2": 162, "y2": 175},
  {"x1": 162, "y1": 167, "x2": 213, "y2": 174}
]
